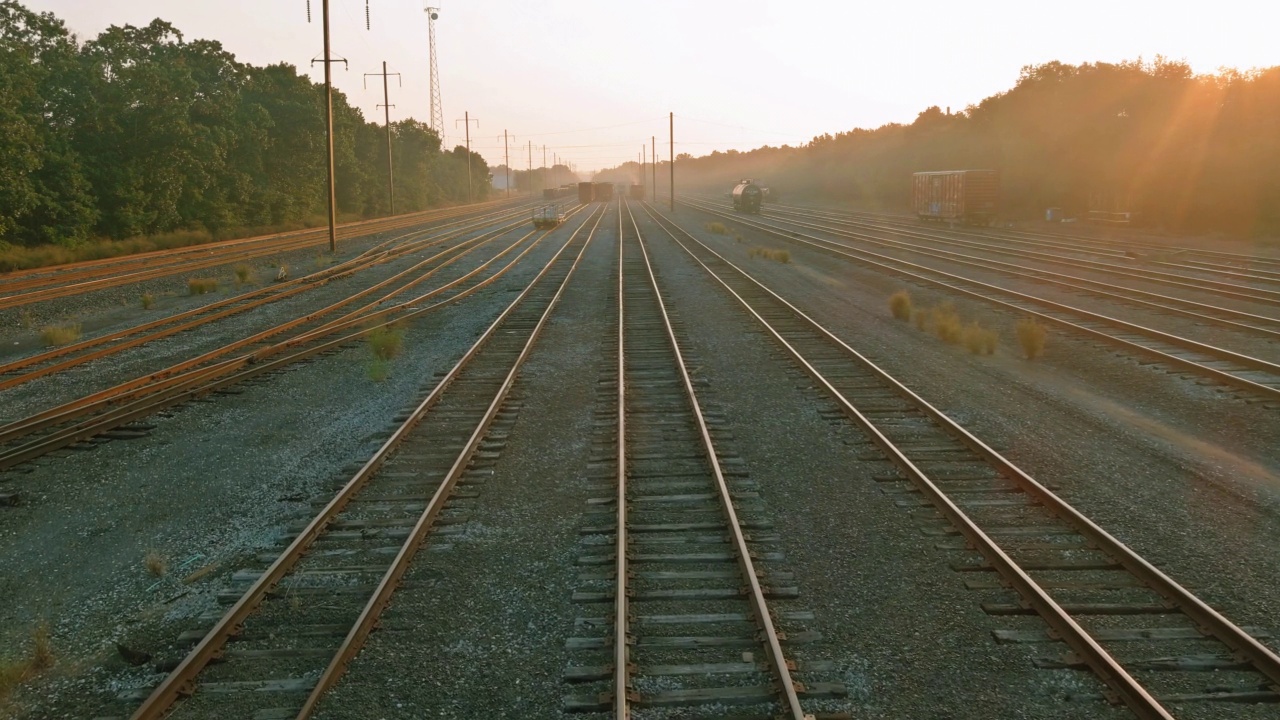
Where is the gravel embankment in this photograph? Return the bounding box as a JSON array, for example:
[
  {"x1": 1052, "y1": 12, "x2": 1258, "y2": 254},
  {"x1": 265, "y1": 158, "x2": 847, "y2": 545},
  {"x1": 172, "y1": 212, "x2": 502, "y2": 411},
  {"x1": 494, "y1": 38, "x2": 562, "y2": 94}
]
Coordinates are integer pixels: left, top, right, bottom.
[{"x1": 0, "y1": 216, "x2": 569, "y2": 720}]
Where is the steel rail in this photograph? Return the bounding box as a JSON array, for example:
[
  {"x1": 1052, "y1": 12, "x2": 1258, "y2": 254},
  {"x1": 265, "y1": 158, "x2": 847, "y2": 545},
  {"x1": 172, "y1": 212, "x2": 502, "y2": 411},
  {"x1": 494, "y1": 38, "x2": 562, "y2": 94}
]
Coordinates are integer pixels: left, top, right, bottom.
[
  {"x1": 685, "y1": 200, "x2": 1280, "y2": 401},
  {"x1": 612, "y1": 203, "x2": 632, "y2": 718},
  {"x1": 625, "y1": 198, "x2": 810, "y2": 720},
  {"x1": 0, "y1": 198, "x2": 526, "y2": 306},
  {"x1": 746, "y1": 204, "x2": 1280, "y2": 337},
  {"x1": 294, "y1": 203, "x2": 604, "y2": 719},
  {"x1": 644, "y1": 202, "x2": 1280, "y2": 713},
  {"x1": 128, "y1": 204, "x2": 602, "y2": 720},
  {"x1": 0, "y1": 208, "x2": 535, "y2": 390},
  {"x1": 751, "y1": 199, "x2": 1280, "y2": 281},
  {"x1": 0, "y1": 216, "x2": 541, "y2": 449},
  {"x1": 0, "y1": 210, "x2": 584, "y2": 470},
  {"x1": 755, "y1": 203, "x2": 1280, "y2": 303}
]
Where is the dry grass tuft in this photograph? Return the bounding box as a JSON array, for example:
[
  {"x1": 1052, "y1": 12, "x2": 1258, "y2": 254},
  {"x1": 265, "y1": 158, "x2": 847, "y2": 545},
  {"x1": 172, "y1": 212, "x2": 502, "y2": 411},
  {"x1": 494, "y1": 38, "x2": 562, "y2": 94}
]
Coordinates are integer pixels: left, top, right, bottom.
[
  {"x1": 733, "y1": 232, "x2": 744, "y2": 243},
  {"x1": 39, "y1": 323, "x2": 81, "y2": 346},
  {"x1": 704, "y1": 222, "x2": 727, "y2": 235},
  {"x1": 748, "y1": 247, "x2": 790, "y2": 263},
  {"x1": 144, "y1": 550, "x2": 167, "y2": 577},
  {"x1": 188, "y1": 278, "x2": 218, "y2": 295},
  {"x1": 140, "y1": 292, "x2": 155, "y2": 310},
  {"x1": 368, "y1": 325, "x2": 405, "y2": 362},
  {"x1": 233, "y1": 264, "x2": 256, "y2": 286},
  {"x1": 1016, "y1": 317, "x2": 1048, "y2": 359},
  {"x1": 889, "y1": 291, "x2": 913, "y2": 321},
  {"x1": 930, "y1": 303, "x2": 963, "y2": 344},
  {"x1": 0, "y1": 623, "x2": 53, "y2": 701},
  {"x1": 962, "y1": 322, "x2": 999, "y2": 355}
]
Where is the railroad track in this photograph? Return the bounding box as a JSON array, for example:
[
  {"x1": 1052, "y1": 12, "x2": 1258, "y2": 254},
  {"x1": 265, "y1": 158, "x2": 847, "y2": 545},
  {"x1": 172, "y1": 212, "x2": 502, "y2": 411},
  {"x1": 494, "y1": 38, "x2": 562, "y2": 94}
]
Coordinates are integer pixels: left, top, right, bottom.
[
  {"x1": 641, "y1": 202, "x2": 1280, "y2": 719},
  {"x1": 753, "y1": 201, "x2": 1280, "y2": 284},
  {"x1": 107, "y1": 204, "x2": 605, "y2": 720},
  {"x1": 0, "y1": 208, "x2": 585, "y2": 471},
  {"x1": 562, "y1": 199, "x2": 845, "y2": 717},
  {"x1": 754, "y1": 202, "x2": 1280, "y2": 303},
  {"x1": 0, "y1": 205, "x2": 536, "y2": 393},
  {"x1": 748, "y1": 203, "x2": 1280, "y2": 334},
  {"x1": 683, "y1": 198, "x2": 1280, "y2": 403},
  {"x1": 0, "y1": 198, "x2": 528, "y2": 310}
]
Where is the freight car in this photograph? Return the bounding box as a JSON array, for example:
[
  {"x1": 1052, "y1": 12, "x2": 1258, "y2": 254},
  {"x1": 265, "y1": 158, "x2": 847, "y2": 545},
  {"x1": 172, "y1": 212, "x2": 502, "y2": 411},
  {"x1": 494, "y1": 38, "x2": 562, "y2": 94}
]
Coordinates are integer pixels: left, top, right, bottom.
[
  {"x1": 578, "y1": 181, "x2": 594, "y2": 203},
  {"x1": 912, "y1": 170, "x2": 998, "y2": 224},
  {"x1": 629, "y1": 184, "x2": 645, "y2": 200},
  {"x1": 593, "y1": 182, "x2": 614, "y2": 202},
  {"x1": 731, "y1": 180, "x2": 763, "y2": 214}
]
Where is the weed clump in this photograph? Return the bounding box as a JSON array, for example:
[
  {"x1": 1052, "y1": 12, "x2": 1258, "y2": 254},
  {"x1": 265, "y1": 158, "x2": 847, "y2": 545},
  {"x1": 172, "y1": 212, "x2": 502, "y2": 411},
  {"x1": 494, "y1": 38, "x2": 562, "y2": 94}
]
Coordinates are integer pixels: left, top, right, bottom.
[
  {"x1": 188, "y1": 278, "x2": 218, "y2": 295},
  {"x1": 704, "y1": 222, "x2": 727, "y2": 235},
  {"x1": 233, "y1": 264, "x2": 256, "y2": 286},
  {"x1": 962, "y1": 322, "x2": 999, "y2": 355},
  {"x1": 1016, "y1": 317, "x2": 1047, "y2": 359},
  {"x1": 367, "y1": 359, "x2": 390, "y2": 382},
  {"x1": 889, "y1": 291, "x2": 912, "y2": 321},
  {"x1": 368, "y1": 325, "x2": 405, "y2": 361},
  {"x1": 140, "y1": 292, "x2": 155, "y2": 310},
  {"x1": 0, "y1": 623, "x2": 53, "y2": 701},
  {"x1": 39, "y1": 323, "x2": 81, "y2": 346},
  {"x1": 144, "y1": 550, "x2": 167, "y2": 577},
  {"x1": 930, "y1": 303, "x2": 963, "y2": 344},
  {"x1": 748, "y1": 247, "x2": 790, "y2": 263}
]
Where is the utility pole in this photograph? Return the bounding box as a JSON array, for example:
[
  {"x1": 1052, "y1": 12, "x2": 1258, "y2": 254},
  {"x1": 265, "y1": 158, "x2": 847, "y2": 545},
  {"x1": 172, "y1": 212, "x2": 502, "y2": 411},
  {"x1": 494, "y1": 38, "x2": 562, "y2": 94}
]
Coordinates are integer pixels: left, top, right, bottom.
[
  {"x1": 309, "y1": 0, "x2": 347, "y2": 252},
  {"x1": 456, "y1": 112, "x2": 479, "y2": 203},
  {"x1": 502, "y1": 130, "x2": 510, "y2": 197},
  {"x1": 542, "y1": 145, "x2": 547, "y2": 194},
  {"x1": 669, "y1": 112, "x2": 675, "y2": 210},
  {"x1": 527, "y1": 140, "x2": 532, "y2": 196},
  {"x1": 651, "y1": 136, "x2": 656, "y2": 203},
  {"x1": 365, "y1": 61, "x2": 401, "y2": 215}
]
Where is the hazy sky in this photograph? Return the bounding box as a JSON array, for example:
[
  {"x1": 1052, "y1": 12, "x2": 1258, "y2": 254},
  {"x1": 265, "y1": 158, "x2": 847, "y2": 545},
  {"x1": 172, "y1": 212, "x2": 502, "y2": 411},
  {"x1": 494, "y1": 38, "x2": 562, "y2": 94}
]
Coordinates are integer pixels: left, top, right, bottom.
[{"x1": 27, "y1": 1, "x2": 1279, "y2": 172}]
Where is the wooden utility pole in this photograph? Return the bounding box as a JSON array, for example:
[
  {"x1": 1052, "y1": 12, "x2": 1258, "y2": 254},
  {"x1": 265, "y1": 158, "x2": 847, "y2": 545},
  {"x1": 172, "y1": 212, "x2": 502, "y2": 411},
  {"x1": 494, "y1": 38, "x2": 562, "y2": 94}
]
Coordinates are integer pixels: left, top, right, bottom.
[
  {"x1": 504, "y1": 130, "x2": 510, "y2": 197},
  {"x1": 651, "y1": 136, "x2": 656, "y2": 203},
  {"x1": 542, "y1": 146, "x2": 547, "y2": 193},
  {"x1": 321, "y1": 0, "x2": 339, "y2": 251},
  {"x1": 365, "y1": 61, "x2": 401, "y2": 215},
  {"x1": 669, "y1": 112, "x2": 674, "y2": 210},
  {"x1": 527, "y1": 140, "x2": 532, "y2": 195},
  {"x1": 456, "y1": 112, "x2": 479, "y2": 203}
]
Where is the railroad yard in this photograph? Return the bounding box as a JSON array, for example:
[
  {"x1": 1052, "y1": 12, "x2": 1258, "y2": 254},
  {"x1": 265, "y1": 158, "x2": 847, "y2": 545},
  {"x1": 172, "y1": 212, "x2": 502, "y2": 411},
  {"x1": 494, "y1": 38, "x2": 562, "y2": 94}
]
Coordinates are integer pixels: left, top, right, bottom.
[{"x1": 0, "y1": 193, "x2": 1276, "y2": 720}]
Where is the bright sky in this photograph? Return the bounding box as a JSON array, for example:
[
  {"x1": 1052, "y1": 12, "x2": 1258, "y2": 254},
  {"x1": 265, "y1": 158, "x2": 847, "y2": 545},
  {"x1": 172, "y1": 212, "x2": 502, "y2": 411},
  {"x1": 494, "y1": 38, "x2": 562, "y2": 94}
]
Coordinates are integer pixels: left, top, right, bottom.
[{"x1": 27, "y1": 0, "x2": 1279, "y2": 173}]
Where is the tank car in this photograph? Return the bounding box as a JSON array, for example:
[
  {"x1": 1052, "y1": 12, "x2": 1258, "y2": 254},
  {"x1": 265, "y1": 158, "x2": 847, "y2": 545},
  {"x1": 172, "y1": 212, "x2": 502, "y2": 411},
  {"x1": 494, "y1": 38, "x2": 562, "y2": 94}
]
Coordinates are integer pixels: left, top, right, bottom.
[{"x1": 731, "y1": 180, "x2": 763, "y2": 214}]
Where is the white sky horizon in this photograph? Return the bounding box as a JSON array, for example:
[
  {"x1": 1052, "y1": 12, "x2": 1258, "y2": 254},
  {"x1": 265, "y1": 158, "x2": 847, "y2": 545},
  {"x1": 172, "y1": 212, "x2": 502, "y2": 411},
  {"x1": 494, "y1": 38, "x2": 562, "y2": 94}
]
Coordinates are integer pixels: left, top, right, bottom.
[{"x1": 25, "y1": 1, "x2": 1280, "y2": 173}]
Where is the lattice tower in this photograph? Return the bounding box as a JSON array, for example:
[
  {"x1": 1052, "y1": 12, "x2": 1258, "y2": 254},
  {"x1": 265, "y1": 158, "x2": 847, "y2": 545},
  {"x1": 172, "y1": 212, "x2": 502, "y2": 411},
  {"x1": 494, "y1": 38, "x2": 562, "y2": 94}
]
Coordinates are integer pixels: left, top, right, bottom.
[{"x1": 426, "y1": 6, "x2": 443, "y2": 140}]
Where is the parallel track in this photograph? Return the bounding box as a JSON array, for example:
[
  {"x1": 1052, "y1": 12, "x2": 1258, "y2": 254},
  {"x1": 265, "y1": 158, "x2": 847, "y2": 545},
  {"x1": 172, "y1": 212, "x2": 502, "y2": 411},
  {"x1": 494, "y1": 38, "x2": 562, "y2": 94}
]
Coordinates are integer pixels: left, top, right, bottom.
[
  {"x1": 685, "y1": 199, "x2": 1280, "y2": 402},
  {"x1": 642, "y1": 202, "x2": 1280, "y2": 719},
  {"x1": 0, "y1": 198, "x2": 528, "y2": 310},
  {"x1": 0, "y1": 206, "x2": 535, "y2": 392},
  {"x1": 123, "y1": 204, "x2": 603, "y2": 720},
  {"x1": 0, "y1": 209, "x2": 584, "y2": 470},
  {"x1": 755, "y1": 201, "x2": 1280, "y2": 282}
]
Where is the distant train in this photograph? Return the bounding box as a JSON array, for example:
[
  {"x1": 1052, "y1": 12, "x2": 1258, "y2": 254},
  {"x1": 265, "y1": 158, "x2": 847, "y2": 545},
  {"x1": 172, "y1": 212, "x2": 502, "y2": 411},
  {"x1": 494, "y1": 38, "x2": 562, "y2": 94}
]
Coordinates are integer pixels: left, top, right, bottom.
[
  {"x1": 912, "y1": 170, "x2": 998, "y2": 224},
  {"x1": 542, "y1": 184, "x2": 575, "y2": 200},
  {"x1": 731, "y1": 180, "x2": 763, "y2": 214}
]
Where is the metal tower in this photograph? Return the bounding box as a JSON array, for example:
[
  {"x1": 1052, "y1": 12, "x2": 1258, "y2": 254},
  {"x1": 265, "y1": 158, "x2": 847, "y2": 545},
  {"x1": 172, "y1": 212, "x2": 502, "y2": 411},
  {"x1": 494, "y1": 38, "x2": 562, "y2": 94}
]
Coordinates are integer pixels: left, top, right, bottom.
[{"x1": 425, "y1": 6, "x2": 443, "y2": 137}]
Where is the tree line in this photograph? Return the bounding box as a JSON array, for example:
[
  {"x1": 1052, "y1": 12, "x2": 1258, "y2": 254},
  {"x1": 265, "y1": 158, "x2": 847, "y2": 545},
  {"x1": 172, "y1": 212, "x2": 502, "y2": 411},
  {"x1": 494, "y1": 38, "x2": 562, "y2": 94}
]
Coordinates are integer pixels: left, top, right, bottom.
[
  {"x1": 0, "y1": 1, "x2": 490, "y2": 249},
  {"x1": 619, "y1": 59, "x2": 1280, "y2": 236}
]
